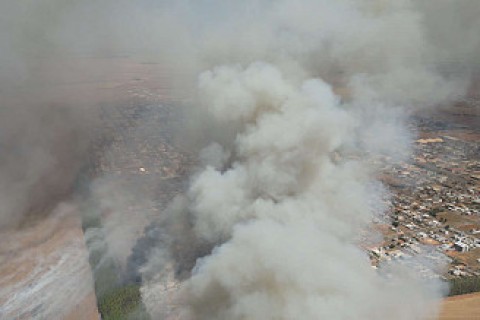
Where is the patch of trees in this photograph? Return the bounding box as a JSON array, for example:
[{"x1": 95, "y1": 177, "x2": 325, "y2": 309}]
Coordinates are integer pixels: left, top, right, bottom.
[
  {"x1": 98, "y1": 285, "x2": 150, "y2": 320},
  {"x1": 448, "y1": 275, "x2": 480, "y2": 296},
  {"x1": 80, "y1": 192, "x2": 150, "y2": 319}
]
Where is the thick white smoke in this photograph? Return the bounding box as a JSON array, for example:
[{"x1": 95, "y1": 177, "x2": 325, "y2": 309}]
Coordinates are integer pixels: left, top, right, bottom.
[
  {"x1": 168, "y1": 62, "x2": 442, "y2": 320},
  {"x1": 140, "y1": 1, "x2": 479, "y2": 319}
]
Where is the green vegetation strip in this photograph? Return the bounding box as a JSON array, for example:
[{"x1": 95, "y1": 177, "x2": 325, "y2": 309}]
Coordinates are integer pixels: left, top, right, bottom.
[
  {"x1": 80, "y1": 191, "x2": 150, "y2": 319},
  {"x1": 98, "y1": 285, "x2": 150, "y2": 320},
  {"x1": 448, "y1": 275, "x2": 480, "y2": 297}
]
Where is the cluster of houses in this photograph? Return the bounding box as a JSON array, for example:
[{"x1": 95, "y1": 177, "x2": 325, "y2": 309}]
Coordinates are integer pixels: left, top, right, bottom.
[{"x1": 369, "y1": 128, "x2": 480, "y2": 279}]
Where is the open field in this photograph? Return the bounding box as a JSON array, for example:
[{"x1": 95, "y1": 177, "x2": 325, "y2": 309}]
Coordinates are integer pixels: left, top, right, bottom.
[
  {"x1": 439, "y1": 293, "x2": 480, "y2": 320},
  {"x1": 0, "y1": 208, "x2": 98, "y2": 319}
]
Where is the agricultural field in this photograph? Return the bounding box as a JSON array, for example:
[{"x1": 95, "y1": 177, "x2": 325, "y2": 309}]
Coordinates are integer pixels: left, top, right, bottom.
[{"x1": 439, "y1": 292, "x2": 480, "y2": 320}]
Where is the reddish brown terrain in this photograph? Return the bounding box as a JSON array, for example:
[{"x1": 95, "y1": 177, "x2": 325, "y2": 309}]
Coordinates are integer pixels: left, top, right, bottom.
[
  {"x1": 0, "y1": 207, "x2": 98, "y2": 319},
  {"x1": 439, "y1": 292, "x2": 480, "y2": 320}
]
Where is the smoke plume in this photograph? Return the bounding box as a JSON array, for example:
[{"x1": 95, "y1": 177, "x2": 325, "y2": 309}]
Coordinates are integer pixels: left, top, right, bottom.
[{"x1": 137, "y1": 1, "x2": 479, "y2": 319}]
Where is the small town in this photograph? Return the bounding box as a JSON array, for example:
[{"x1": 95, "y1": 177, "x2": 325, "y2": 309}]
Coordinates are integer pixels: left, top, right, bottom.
[{"x1": 368, "y1": 103, "x2": 480, "y2": 282}]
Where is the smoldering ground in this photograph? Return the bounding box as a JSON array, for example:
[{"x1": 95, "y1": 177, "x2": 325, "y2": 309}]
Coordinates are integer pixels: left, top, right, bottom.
[{"x1": 1, "y1": 1, "x2": 480, "y2": 320}]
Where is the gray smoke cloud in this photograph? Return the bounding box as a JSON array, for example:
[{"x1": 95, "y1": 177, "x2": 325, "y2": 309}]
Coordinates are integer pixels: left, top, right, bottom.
[
  {"x1": 156, "y1": 63, "x2": 445, "y2": 319},
  {"x1": 0, "y1": 1, "x2": 159, "y2": 317},
  {"x1": 0, "y1": 1, "x2": 110, "y2": 229},
  {"x1": 136, "y1": 1, "x2": 479, "y2": 319}
]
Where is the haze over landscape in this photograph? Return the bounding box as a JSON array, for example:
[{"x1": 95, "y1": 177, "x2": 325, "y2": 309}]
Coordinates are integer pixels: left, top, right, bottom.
[{"x1": 0, "y1": 1, "x2": 479, "y2": 319}]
